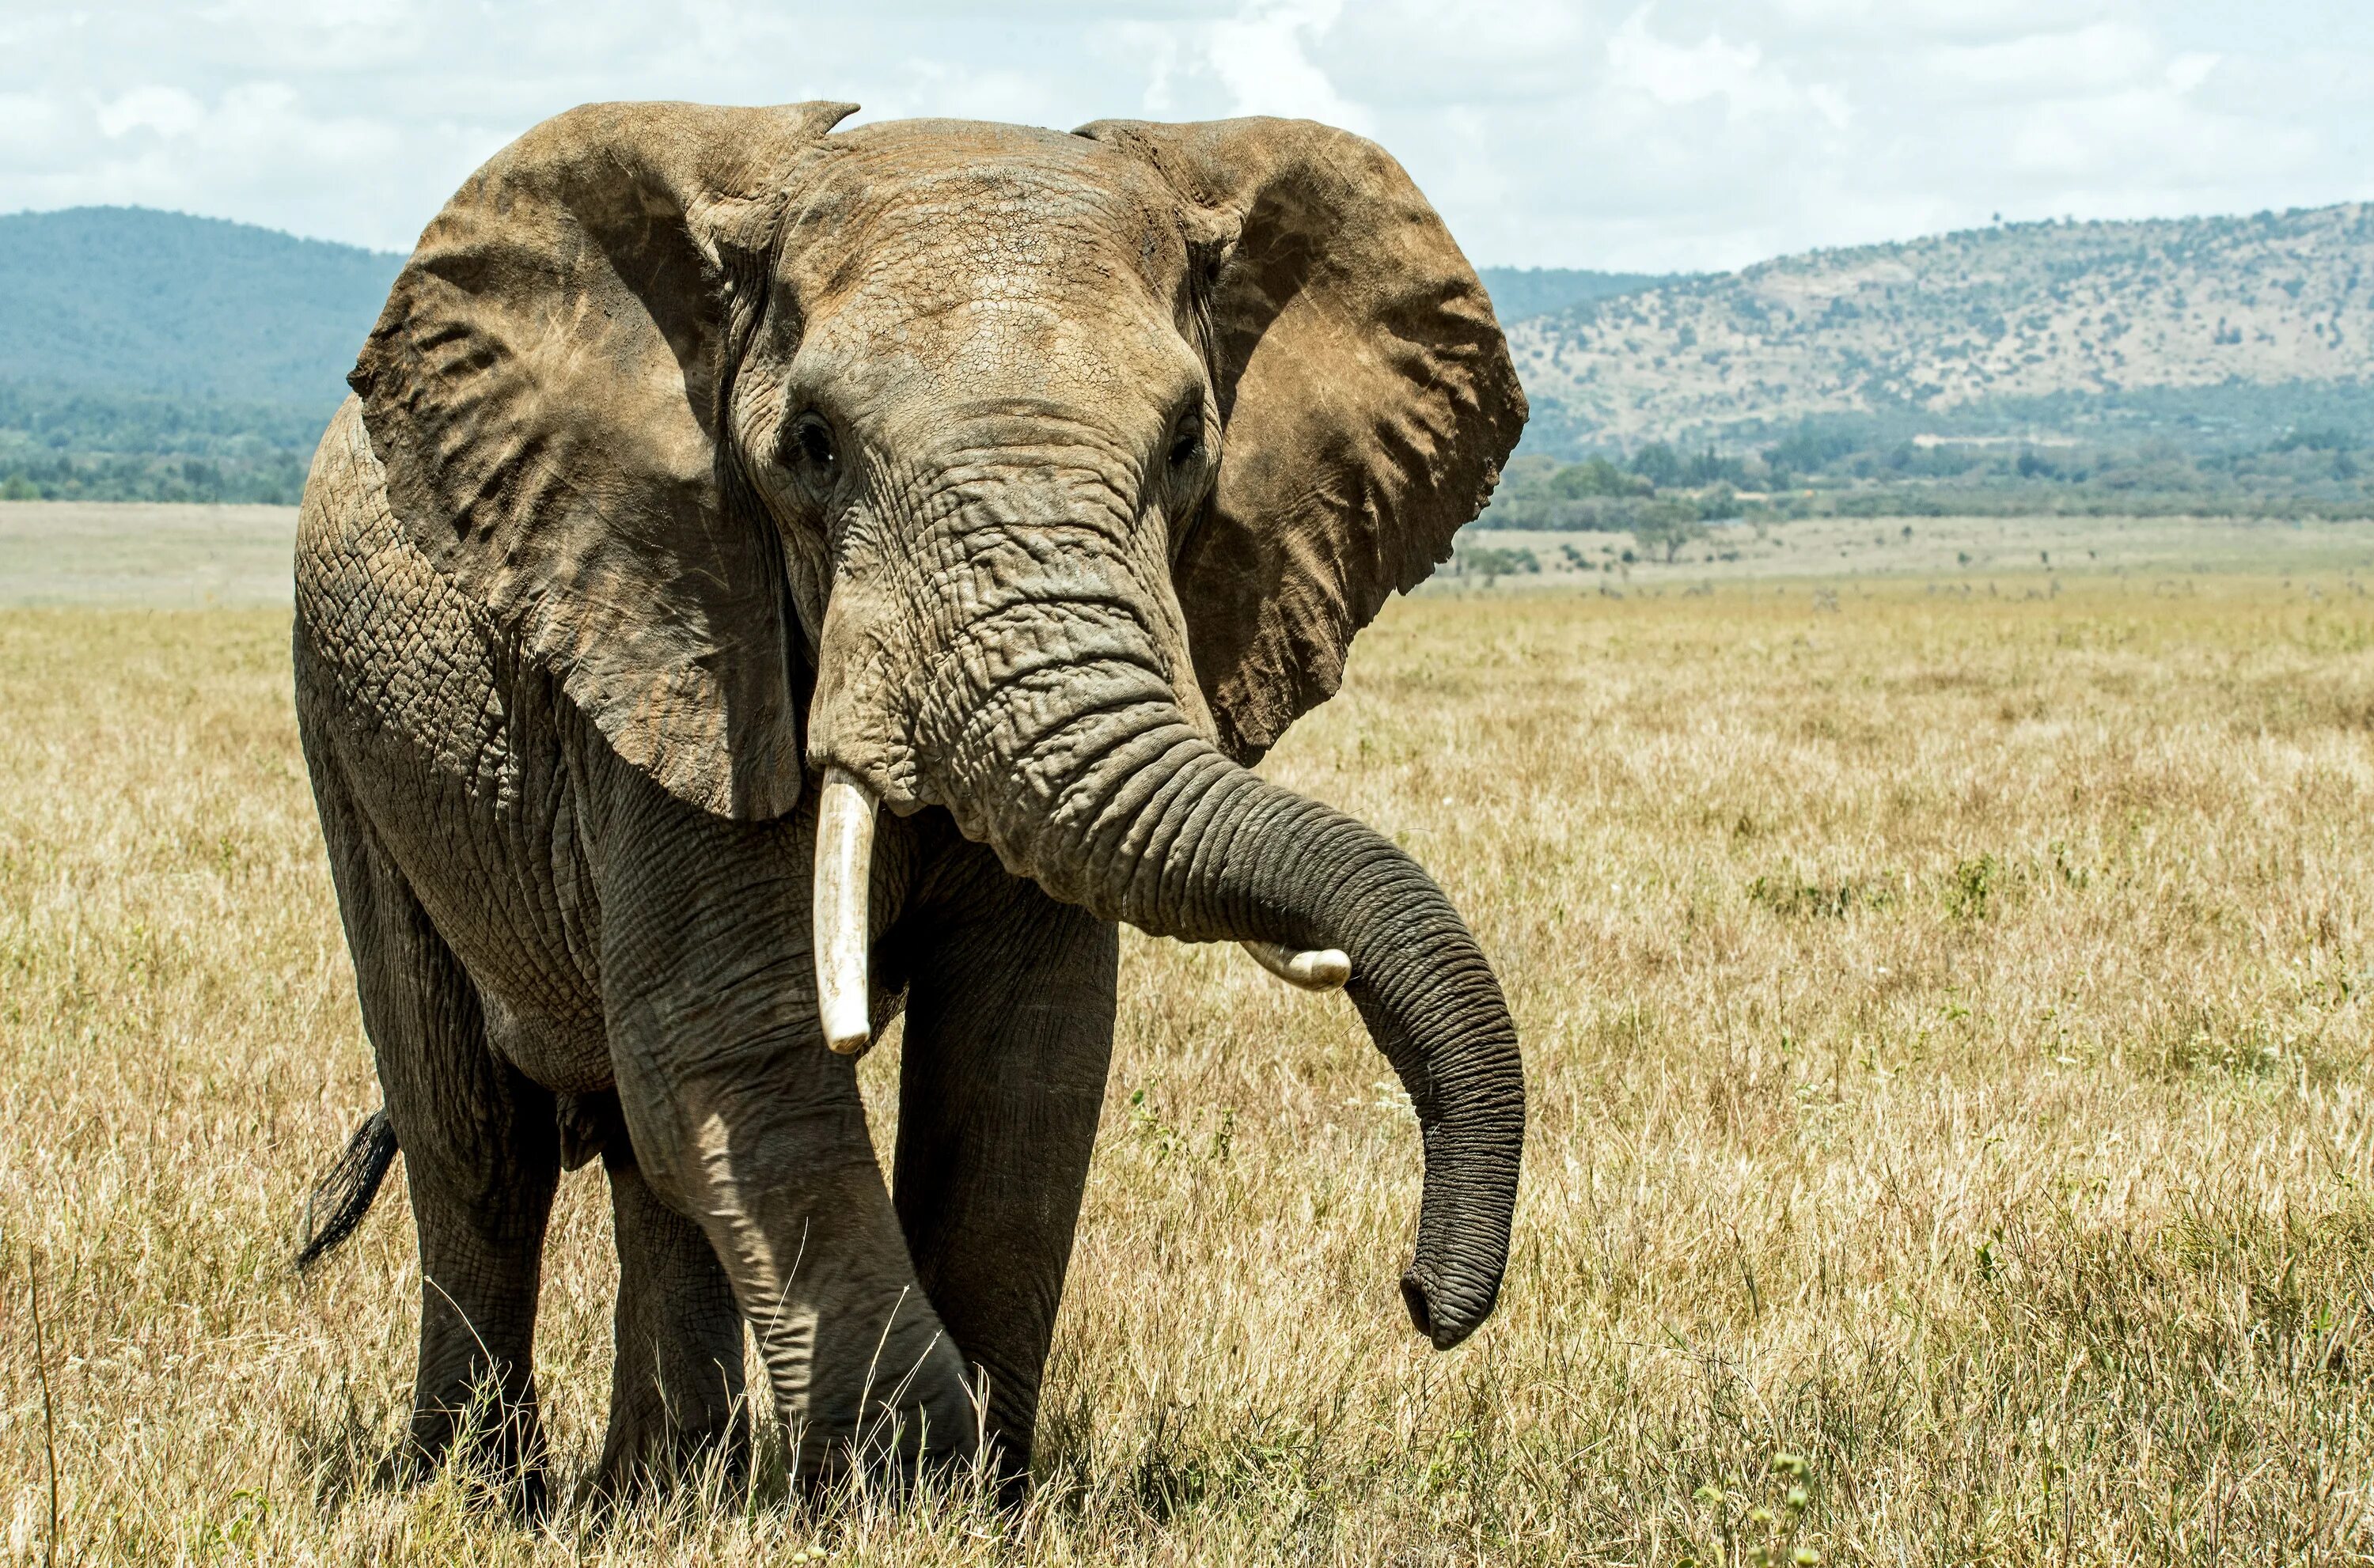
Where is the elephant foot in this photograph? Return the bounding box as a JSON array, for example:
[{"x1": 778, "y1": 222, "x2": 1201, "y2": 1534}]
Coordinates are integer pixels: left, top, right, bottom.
[
  {"x1": 376, "y1": 1445, "x2": 551, "y2": 1521},
  {"x1": 791, "y1": 1437, "x2": 991, "y2": 1506},
  {"x1": 785, "y1": 1392, "x2": 996, "y2": 1505},
  {"x1": 586, "y1": 1411, "x2": 750, "y2": 1513},
  {"x1": 377, "y1": 1391, "x2": 552, "y2": 1520}
]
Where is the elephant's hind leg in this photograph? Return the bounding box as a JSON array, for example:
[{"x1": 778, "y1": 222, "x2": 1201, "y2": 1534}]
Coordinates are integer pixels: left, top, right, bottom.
[
  {"x1": 311, "y1": 763, "x2": 560, "y2": 1514},
  {"x1": 592, "y1": 1146, "x2": 749, "y2": 1502}
]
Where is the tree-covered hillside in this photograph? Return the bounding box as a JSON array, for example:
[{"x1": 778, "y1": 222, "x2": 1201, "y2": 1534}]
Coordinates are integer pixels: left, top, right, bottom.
[
  {"x1": 1512, "y1": 203, "x2": 2374, "y2": 457},
  {"x1": 1477, "y1": 267, "x2": 1671, "y2": 324},
  {"x1": 1, "y1": 206, "x2": 401, "y2": 403},
  {"x1": 0, "y1": 206, "x2": 401, "y2": 502}
]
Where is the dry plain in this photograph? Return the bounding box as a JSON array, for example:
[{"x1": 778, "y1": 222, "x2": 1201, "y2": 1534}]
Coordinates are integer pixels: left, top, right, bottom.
[{"x1": 5, "y1": 505, "x2": 2374, "y2": 1563}]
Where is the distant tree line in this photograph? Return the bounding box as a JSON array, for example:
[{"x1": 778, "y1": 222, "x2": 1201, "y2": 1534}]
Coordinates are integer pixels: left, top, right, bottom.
[
  {"x1": 0, "y1": 381, "x2": 330, "y2": 503},
  {"x1": 1754, "y1": 419, "x2": 2374, "y2": 521},
  {"x1": 1483, "y1": 412, "x2": 2374, "y2": 530},
  {"x1": 0, "y1": 450, "x2": 311, "y2": 504}
]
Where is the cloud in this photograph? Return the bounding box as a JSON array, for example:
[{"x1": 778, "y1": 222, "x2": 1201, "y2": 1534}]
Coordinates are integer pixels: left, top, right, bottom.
[
  {"x1": 1100, "y1": 0, "x2": 1373, "y2": 132},
  {"x1": 2166, "y1": 52, "x2": 2219, "y2": 95},
  {"x1": 1604, "y1": 8, "x2": 1801, "y2": 119},
  {"x1": 93, "y1": 86, "x2": 208, "y2": 139},
  {"x1": 1921, "y1": 19, "x2": 2163, "y2": 100},
  {"x1": 0, "y1": 0, "x2": 2365, "y2": 270},
  {"x1": 1204, "y1": 0, "x2": 1372, "y2": 131}
]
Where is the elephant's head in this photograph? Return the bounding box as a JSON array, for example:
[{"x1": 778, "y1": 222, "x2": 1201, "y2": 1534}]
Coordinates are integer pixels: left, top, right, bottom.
[{"x1": 351, "y1": 100, "x2": 1526, "y2": 1348}]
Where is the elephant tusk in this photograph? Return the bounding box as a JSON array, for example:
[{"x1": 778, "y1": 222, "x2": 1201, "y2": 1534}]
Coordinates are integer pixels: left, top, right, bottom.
[
  {"x1": 813, "y1": 764, "x2": 877, "y2": 1055},
  {"x1": 1240, "y1": 939, "x2": 1352, "y2": 991}
]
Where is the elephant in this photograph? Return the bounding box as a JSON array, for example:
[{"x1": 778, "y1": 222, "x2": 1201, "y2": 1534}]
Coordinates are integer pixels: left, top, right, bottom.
[{"x1": 290, "y1": 99, "x2": 1526, "y2": 1508}]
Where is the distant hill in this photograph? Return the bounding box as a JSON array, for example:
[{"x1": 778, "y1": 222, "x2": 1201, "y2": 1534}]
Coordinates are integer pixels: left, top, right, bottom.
[
  {"x1": 9, "y1": 203, "x2": 2374, "y2": 511},
  {"x1": 0, "y1": 213, "x2": 1678, "y2": 502},
  {"x1": 1510, "y1": 204, "x2": 2374, "y2": 456},
  {"x1": 0, "y1": 206, "x2": 402, "y2": 501},
  {"x1": 0, "y1": 206, "x2": 401, "y2": 406},
  {"x1": 1477, "y1": 267, "x2": 1672, "y2": 324}
]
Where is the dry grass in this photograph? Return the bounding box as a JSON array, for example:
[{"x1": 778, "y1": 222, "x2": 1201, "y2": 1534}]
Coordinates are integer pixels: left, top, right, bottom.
[{"x1": 6, "y1": 569, "x2": 2374, "y2": 1563}]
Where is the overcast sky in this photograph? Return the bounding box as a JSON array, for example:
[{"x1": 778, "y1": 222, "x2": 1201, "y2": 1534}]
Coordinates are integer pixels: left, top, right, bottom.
[{"x1": 5, "y1": 1, "x2": 2369, "y2": 271}]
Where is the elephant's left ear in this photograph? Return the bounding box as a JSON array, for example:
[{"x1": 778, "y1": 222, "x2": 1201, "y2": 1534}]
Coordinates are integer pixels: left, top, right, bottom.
[
  {"x1": 351, "y1": 100, "x2": 856, "y2": 820},
  {"x1": 1076, "y1": 116, "x2": 1526, "y2": 763}
]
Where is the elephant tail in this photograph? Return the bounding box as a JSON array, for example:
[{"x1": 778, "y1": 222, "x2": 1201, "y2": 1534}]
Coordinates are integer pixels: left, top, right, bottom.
[{"x1": 295, "y1": 1108, "x2": 399, "y2": 1271}]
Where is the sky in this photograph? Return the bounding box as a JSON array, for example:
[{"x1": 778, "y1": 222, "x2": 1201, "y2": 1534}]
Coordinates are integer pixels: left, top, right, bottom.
[{"x1": 4, "y1": 1, "x2": 2371, "y2": 272}]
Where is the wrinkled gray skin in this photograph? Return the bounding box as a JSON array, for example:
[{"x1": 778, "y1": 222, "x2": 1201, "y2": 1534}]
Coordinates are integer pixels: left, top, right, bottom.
[{"x1": 294, "y1": 100, "x2": 1526, "y2": 1508}]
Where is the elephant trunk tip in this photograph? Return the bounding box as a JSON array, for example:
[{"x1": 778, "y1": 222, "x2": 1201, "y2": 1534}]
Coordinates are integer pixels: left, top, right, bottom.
[{"x1": 1400, "y1": 1262, "x2": 1502, "y2": 1352}]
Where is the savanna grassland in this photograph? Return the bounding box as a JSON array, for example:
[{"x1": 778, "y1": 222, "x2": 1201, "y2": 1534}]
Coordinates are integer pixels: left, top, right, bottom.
[{"x1": 6, "y1": 512, "x2": 2374, "y2": 1564}]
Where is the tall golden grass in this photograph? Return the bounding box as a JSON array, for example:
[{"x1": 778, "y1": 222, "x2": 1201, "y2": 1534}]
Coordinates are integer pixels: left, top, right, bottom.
[{"x1": 4, "y1": 573, "x2": 2372, "y2": 1563}]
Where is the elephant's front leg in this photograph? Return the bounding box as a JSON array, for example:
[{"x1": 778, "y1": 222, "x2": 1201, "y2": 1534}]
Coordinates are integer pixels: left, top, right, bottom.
[
  {"x1": 890, "y1": 840, "x2": 1120, "y2": 1493},
  {"x1": 595, "y1": 785, "x2": 981, "y2": 1485},
  {"x1": 593, "y1": 1145, "x2": 748, "y2": 1500}
]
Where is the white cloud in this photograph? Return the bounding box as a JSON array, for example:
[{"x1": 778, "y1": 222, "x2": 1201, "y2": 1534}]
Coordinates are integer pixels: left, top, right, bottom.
[
  {"x1": 1100, "y1": 0, "x2": 1375, "y2": 134},
  {"x1": 2167, "y1": 51, "x2": 2219, "y2": 94},
  {"x1": 1604, "y1": 8, "x2": 1801, "y2": 119},
  {"x1": 94, "y1": 85, "x2": 208, "y2": 140},
  {"x1": 0, "y1": 0, "x2": 2365, "y2": 270},
  {"x1": 1206, "y1": 0, "x2": 1372, "y2": 132},
  {"x1": 1764, "y1": 0, "x2": 2109, "y2": 46},
  {"x1": 1925, "y1": 20, "x2": 2161, "y2": 100}
]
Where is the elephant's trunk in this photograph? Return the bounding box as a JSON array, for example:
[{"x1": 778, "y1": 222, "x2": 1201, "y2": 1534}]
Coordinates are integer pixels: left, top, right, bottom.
[
  {"x1": 1007, "y1": 714, "x2": 1525, "y2": 1346},
  {"x1": 816, "y1": 581, "x2": 1524, "y2": 1346}
]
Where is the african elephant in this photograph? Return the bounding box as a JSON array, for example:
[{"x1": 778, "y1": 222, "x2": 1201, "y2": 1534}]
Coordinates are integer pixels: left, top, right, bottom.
[{"x1": 292, "y1": 100, "x2": 1526, "y2": 1506}]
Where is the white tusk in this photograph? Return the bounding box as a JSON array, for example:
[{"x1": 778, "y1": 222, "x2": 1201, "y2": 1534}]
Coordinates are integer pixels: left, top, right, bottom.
[
  {"x1": 1240, "y1": 940, "x2": 1352, "y2": 991},
  {"x1": 813, "y1": 764, "x2": 877, "y2": 1055}
]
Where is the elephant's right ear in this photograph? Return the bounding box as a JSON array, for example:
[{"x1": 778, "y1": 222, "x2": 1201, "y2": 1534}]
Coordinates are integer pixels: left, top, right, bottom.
[{"x1": 350, "y1": 100, "x2": 855, "y2": 820}]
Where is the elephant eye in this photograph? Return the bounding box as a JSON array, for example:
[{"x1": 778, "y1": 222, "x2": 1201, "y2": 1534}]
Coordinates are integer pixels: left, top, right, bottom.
[
  {"x1": 1166, "y1": 396, "x2": 1204, "y2": 472},
  {"x1": 787, "y1": 412, "x2": 838, "y2": 483}
]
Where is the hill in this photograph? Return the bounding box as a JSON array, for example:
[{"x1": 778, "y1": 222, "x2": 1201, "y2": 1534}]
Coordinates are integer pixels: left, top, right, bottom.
[
  {"x1": 7, "y1": 203, "x2": 2374, "y2": 515},
  {"x1": 0, "y1": 210, "x2": 1679, "y2": 504},
  {"x1": 1510, "y1": 203, "x2": 2374, "y2": 455},
  {"x1": 0, "y1": 207, "x2": 402, "y2": 502},
  {"x1": 0, "y1": 206, "x2": 402, "y2": 405},
  {"x1": 1477, "y1": 267, "x2": 1671, "y2": 323}
]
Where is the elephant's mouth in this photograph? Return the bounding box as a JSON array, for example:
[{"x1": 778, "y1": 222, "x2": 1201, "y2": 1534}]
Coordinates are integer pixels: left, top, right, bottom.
[{"x1": 809, "y1": 763, "x2": 1348, "y2": 1055}]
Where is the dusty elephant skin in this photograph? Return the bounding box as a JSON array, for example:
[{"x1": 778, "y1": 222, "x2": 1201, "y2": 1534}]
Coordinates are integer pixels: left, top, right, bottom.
[{"x1": 292, "y1": 98, "x2": 1527, "y2": 1507}]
